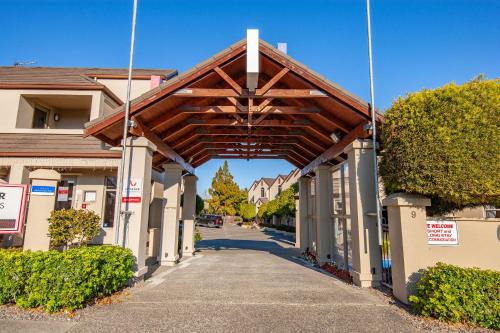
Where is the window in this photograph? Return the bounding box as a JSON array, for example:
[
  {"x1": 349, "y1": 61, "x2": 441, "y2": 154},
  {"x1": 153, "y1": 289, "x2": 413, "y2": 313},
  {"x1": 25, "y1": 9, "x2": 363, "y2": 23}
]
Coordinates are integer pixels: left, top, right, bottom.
[
  {"x1": 84, "y1": 191, "x2": 97, "y2": 202},
  {"x1": 260, "y1": 187, "x2": 265, "y2": 198},
  {"x1": 32, "y1": 107, "x2": 48, "y2": 129},
  {"x1": 103, "y1": 176, "x2": 117, "y2": 228},
  {"x1": 55, "y1": 178, "x2": 76, "y2": 211},
  {"x1": 278, "y1": 185, "x2": 282, "y2": 195}
]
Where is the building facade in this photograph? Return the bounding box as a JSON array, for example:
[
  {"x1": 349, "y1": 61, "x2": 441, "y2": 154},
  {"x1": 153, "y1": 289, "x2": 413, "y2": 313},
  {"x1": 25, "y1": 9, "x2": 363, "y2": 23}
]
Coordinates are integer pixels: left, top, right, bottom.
[{"x1": 0, "y1": 66, "x2": 177, "y2": 247}]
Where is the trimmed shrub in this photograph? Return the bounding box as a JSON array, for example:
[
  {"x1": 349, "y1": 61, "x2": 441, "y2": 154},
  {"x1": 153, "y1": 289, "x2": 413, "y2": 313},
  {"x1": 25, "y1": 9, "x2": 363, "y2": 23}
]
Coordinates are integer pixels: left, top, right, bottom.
[
  {"x1": 0, "y1": 246, "x2": 134, "y2": 313},
  {"x1": 239, "y1": 202, "x2": 256, "y2": 221},
  {"x1": 380, "y1": 77, "x2": 500, "y2": 215},
  {"x1": 276, "y1": 225, "x2": 296, "y2": 233},
  {"x1": 409, "y1": 263, "x2": 500, "y2": 329},
  {"x1": 48, "y1": 209, "x2": 101, "y2": 249}
]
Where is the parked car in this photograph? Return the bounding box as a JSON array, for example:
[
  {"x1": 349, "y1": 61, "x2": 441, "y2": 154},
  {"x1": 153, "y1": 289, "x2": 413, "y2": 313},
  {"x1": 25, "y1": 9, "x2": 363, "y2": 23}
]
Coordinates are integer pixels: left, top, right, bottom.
[{"x1": 196, "y1": 214, "x2": 223, "y2": 228}]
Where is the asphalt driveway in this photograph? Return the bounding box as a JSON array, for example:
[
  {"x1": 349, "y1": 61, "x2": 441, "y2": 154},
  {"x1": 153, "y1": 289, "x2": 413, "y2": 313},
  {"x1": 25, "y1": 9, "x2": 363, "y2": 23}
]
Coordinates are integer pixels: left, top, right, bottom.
[{"x1": 3, "y1": 223, "x2": 434, "y2": 332}]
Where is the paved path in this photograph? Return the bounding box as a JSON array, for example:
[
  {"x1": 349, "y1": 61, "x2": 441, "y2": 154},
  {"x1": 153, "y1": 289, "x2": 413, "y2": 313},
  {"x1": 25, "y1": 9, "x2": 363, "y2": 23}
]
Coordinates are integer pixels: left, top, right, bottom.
[{"x1": 4, "y1": 224, "x2": 425, "y2": 333}]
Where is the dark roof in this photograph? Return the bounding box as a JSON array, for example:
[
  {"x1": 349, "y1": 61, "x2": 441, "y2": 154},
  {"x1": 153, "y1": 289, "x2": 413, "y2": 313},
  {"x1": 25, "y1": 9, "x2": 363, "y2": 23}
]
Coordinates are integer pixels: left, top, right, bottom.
[
  {"x1": 0, "y1": 67, "x2": 177, "y2": 86},
  {"x1": 262, "y1": 178, "x2": 275, "y2": 186},
  {"x1": 0, "y1": 133, "x2": 121, "y2": 158}
]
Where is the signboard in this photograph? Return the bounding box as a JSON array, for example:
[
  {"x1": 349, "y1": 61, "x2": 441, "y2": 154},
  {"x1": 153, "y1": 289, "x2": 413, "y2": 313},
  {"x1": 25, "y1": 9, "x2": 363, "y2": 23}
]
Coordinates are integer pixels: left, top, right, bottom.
[
  {"x1": 57, "y1": 186, "x2": 69, "y2": 202},
  {"x1": 122, "y1": 178, "x2": 142, "y2": 203},
  {"x1": 0, "y1": 184, "x2": 28, "y2": 234},
  {"x1": 31, "y1": 185, "x2": 56, "y2": 196},
  {"x1": 427, "y1": 220, "x2": 459, "y2": 245}
]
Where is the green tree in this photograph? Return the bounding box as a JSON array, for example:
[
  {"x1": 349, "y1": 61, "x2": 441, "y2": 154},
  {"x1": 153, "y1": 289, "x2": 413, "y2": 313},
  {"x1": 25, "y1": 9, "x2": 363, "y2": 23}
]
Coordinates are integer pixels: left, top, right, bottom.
[
  {"x1": 196, "y1": 194, "x2": 205, "y2": 215},
  {"x1": 239, "y1": 202, "x2": 256, "y2": 221},
  {"x1": 380, "y1": 76, "x2": 500, "y2": 214},
  {"x1": 208, "y1": 161, "x2": 245, "y2": 215},
  {"x1": 257, "y1": 182, "x2": 298, "y2": 219}
]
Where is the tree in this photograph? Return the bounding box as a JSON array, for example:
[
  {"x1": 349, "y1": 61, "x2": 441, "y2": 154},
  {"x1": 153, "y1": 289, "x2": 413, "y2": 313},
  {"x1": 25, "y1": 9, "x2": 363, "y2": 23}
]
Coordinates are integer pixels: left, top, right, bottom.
[
  {"x1": 48, "y1": 208, "x2": 101, "y2": 249},
  {"x1": 239, "y1": 202, "x2": 256, "y2": 221},
  {"x1": 257, "y1": 182, "x2": 298, "y2": 219},
  {"x1": 196, "y1": 194, "x2": 205, "y2": 215},
  {"x1": 208, "y1": 161, "x2": 245, "y2": 215},
  {"x1": 380, "y1": 77, "x2": 500, "y2": 215}
]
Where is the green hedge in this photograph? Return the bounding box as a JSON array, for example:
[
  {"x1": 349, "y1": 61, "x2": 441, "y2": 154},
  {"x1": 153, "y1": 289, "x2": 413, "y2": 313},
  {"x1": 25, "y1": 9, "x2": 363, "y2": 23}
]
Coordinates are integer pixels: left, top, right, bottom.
[
  {"x1": 380, "y1": 77, "x2": 500, "y2": 215},
  {"x1": 0, "y1": 246, "x2": 134, "y2": 313},
  {"x1": 409, "y1": 263, "x2": 500, "y2": 329}
]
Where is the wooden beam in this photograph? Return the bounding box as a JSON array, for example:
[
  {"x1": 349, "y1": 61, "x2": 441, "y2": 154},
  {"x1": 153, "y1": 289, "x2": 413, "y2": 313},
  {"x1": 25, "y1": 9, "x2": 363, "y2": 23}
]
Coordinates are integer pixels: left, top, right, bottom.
[
  {"x1": 301, "y1": 122, "x2": 368, "y2": 175},
  {"x1": 214, "y1": 66, "x2": 243, "y2": 94},
  {"x1": 173, "y1": 88, "x2": 328, "y2": 99},
  {"x1": 256, "y1": 68, "x2": 290, "y2": 95},
  {"x1": 133, "y1": 117, "x2": 195, "y2": 174}
]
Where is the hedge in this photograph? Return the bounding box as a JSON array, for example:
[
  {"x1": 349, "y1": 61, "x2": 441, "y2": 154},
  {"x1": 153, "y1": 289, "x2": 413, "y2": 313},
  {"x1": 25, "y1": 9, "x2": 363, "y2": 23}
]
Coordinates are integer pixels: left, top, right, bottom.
[
  {"x1": 409, "y1": 263, "x2": 500, "y2": 329},
  {"x1": 0, "y1": 246, "x2": 134, "y2": 313},
  {"x1": 380, "y1": 77, "x2": 500, "y2": 215}
]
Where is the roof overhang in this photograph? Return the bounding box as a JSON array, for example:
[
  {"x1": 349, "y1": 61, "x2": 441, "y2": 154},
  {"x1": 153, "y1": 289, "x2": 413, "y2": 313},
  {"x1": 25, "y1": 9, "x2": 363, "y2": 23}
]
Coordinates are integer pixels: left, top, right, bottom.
[{"x1": 84, "y1": 38, "x2": 383, "y2": 174}]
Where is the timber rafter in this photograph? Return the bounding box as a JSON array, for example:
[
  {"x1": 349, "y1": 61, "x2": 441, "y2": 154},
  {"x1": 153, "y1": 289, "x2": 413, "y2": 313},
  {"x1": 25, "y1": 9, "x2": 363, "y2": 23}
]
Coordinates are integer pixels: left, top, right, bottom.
[{"x1": 84, "y1": 39, "x2": 380, "y2": 172}]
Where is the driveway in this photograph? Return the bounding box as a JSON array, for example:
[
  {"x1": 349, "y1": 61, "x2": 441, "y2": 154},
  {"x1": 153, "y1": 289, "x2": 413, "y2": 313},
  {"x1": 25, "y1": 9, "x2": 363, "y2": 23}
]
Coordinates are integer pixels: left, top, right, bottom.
[{"x1": 3, "y1": 223, "x2": 429, "y2": 332}]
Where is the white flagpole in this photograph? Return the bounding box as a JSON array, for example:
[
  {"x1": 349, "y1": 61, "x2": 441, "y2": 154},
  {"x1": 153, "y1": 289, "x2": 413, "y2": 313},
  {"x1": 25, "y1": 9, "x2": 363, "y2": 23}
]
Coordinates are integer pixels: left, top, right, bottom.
[
  {"x1": 114, "y1": 0, "x2": 139, "y2": 245},
  {"x1": 365, "y1": 0, "x2": 383, "y2": 246}
]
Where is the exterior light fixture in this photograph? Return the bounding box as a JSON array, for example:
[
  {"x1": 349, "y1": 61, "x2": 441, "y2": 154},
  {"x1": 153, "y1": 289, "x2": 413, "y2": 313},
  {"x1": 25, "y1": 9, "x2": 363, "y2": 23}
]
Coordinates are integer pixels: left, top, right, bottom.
[
  {"x1": 53, "y1": 113, "x2": 60, "y2": 122},
  {"x1": 329, "y1": 131, "x2": 340, "y2": 144}
]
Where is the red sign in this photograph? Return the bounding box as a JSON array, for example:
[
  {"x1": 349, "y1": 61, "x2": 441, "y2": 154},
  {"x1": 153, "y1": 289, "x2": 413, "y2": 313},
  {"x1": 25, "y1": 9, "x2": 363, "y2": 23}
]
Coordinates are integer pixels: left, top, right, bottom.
[
  {"x1": 81, "y1": 203, "x2": 88, "y2": 209},
  {"x1": 121, "y1": 197, "x2": 141, "y2": 203}
]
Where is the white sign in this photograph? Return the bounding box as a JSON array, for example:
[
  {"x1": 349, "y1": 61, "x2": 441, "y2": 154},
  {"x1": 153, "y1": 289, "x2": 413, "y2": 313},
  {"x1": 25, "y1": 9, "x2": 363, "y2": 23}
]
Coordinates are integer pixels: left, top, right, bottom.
[
  {"x1": 427, "y1": 220, "x2": 459, "y2": 245},
  {"x1": 0, "y1": 184, "x2": 28, "y2": 234},
  {"x1": 122, "y1": 178, "x2": 142, "y2": 203},
  {"x1": 57, "y1": 186, "x2": 69, "y2": 202}
]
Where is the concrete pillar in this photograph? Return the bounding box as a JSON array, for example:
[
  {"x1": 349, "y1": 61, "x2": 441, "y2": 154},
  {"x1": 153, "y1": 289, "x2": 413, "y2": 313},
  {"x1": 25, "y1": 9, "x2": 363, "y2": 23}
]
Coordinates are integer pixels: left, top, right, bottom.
[
  {"x1": 308, "y1": 178, "x2": 317, "y2": 252},
  {"x1": 119, "y1": 137, "x2": 156, "y2": 277},
  {"x1": 382, "y1": 193, "x2": 431, "y2": 304},
  {"x1": 181, "y1": 174, "x2": 197, "y2": 257},
  {"x1": 23, "y1": 169, "x2": 61, "y2": 251},
  {"x1": 344, "y1": 139, "x2": 382, "y2": 287},
  {"x1": 160, "y1": 163, "x2": 182, "y2": 266},
  {"x1": 296, "y1": 176, "x2": 311, "y2": 251},
  {"x1": 314, "y1": 165, "x2": 333, "y2": 264},
  {"x1": 8, "y1": 165, "x2": 29, "y2": 184}
]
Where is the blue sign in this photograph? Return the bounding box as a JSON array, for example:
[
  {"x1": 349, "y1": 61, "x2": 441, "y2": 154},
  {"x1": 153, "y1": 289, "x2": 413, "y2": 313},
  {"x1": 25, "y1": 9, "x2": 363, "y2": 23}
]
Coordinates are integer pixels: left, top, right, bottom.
[{"x1": 31, "y1": 185, "x2": 56, "y2": 196}]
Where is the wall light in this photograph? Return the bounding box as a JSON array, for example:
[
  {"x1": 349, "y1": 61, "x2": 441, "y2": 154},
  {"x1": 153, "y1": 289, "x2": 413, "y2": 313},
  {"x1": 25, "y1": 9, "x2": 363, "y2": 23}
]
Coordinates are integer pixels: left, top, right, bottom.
[
  {"x1": 53, "y1": 113, "x2": 60, "y2": 122},
  {"x1": 330, "y1": 131, "x2": 340, "y2": 144}
]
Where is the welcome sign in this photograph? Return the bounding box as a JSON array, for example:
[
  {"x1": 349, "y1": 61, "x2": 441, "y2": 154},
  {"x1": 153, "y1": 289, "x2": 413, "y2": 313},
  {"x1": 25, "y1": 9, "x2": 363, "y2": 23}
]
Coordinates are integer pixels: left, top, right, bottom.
[
  {"x1": 426, "y1": 220, "x2": 459, "y2": 245},
  {"x1": 0, "y1": 184, "x2": 28, "y2": 234}
]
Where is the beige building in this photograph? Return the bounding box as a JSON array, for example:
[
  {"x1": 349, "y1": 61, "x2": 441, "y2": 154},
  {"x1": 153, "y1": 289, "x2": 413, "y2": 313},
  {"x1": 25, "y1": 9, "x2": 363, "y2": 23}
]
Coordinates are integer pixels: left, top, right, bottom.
[
  {"x1": 0, "y1": 66, "x2": 177, "y2": 247},
  {"x1": 248, "y1": 169, "x2": 300, "y2": 225}
]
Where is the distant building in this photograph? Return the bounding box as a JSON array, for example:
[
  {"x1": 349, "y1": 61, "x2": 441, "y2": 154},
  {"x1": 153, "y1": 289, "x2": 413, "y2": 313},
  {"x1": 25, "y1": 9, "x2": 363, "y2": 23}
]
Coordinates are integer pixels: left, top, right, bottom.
[{"x1": 248, "y1": 169, "x2": 300, "y2": 211}]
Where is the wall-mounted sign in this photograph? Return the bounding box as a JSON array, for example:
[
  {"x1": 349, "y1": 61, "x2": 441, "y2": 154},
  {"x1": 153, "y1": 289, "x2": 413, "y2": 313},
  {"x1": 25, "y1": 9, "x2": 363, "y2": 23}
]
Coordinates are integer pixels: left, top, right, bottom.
[
  {"x1": 31, "y1": 185, "x2": 56, "y2": 196},
  {"x1": 84, "y1": 191, "x2": 97, "y2": 202},
  {"x1": 122, "y1": 178, "x2": 142, "y2": 203},
  {"x1": 57, "y1": 186, "x2": 69, "y2": 202},
  {"x1": 0, "y1": 184, "x2": 28, "y2": 234},
  {"x1": 427, "y1": 220, "x2": 459, "y2": 245}
]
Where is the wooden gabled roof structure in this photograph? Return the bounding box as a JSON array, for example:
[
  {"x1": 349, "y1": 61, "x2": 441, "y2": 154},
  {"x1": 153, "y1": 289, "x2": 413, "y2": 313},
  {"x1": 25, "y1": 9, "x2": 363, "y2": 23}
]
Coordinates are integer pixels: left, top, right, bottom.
[{"x1": 84, "y1": 39, "x2": 381, "y2": 175}]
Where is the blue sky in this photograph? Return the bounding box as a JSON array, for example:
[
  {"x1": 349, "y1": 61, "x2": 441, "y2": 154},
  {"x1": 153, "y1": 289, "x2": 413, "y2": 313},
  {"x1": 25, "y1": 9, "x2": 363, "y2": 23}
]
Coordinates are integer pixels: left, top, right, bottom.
[{"x1": 2, "y1": 0, "x2": 499, "y2": 195}]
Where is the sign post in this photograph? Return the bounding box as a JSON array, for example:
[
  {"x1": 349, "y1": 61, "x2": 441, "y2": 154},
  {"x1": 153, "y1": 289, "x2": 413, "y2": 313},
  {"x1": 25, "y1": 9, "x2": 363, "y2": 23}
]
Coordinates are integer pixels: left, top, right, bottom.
[{"x1": 0, "y1": 184, "x2": 28, "y2": 234}]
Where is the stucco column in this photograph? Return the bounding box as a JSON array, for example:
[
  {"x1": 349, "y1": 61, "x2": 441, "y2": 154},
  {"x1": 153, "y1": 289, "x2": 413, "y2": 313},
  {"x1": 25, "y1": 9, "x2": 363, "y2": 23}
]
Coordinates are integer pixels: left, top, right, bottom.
[
  {"x1": 296, "y1": 176, "x2": 310, "y2": 251},
  {"x1": 8, "y1": 165, "x2": 29, "y2": 184},
  {"x1": 181, "y1": 174, "x2": 197, "y2": 257},
  {"x1": 308, "y1": 178, "x2": 317, "y2": 252},
  {"x1": 160, "y1": 163, "x2": 182, "y2": 266},
  {"x1": 314, "y1": 165, "x2": 333, "y2": 264},
  {"x1": 344, "y1": 139, "x2": 382, "y2": 287},
  {"x1": 23, "y1": 169, "x2": 61, "y2": 251},
  {"x1": 382, "y1": 193, "x2": 431, "y2": 304},
  {"x1": 119, "y1": 137, "x2": 156, "y2": 277}
]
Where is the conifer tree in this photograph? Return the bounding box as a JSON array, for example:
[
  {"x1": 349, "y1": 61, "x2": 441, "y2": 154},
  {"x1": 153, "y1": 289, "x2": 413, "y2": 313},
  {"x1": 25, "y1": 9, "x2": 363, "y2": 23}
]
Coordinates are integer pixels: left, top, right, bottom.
[{"x1": 208, "y1": 161, "x2": 245, "y2": 215}]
